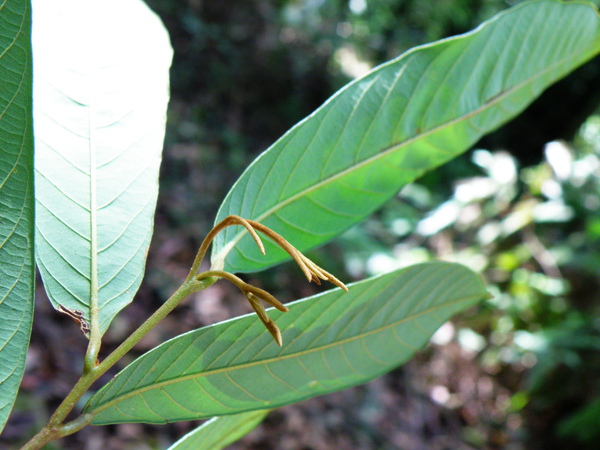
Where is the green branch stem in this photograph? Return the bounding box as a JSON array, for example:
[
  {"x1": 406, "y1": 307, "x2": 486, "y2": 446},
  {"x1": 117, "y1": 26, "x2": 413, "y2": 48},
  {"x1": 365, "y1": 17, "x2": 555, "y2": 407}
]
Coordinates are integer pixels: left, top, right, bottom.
[
  {"x1": 21, "y1": 276, "x2": 216, "y2": 450},
  {"x1": 23, "y1": 216, "x2": 346, "y2": 448}
]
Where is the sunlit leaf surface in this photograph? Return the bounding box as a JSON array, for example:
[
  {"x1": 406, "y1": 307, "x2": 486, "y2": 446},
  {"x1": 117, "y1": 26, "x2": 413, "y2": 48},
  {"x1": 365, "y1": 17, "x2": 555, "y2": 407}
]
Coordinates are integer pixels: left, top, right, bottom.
[
  {"x1": 32, "y1": 0, "x2": 172, "y2": 333},
  {"x1": 85, "y1": 262, "x2": 489, "y2": 424},
  {"x1": 0, "y1": 0, "x2": 34, "y2": 433},
  {"x1": 211, "y1": 0, "x2": 600, "y2": 273}
]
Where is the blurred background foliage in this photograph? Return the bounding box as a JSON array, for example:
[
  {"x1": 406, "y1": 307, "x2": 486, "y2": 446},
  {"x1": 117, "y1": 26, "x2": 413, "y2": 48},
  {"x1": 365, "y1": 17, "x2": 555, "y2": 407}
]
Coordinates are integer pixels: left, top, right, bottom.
[
  {"x1": 137, "y1": 1, "x2": 600, "y2": 446},
  {"x1": 8, "y1": 0, "x2": 600, "y2": 449}
]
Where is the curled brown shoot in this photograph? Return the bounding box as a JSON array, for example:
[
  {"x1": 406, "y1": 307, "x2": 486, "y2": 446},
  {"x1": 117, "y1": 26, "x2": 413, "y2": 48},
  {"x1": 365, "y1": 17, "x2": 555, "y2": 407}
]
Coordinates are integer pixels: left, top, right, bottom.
[{"x1": 191, "y1": 215, "x2": 348, "y2": 345}]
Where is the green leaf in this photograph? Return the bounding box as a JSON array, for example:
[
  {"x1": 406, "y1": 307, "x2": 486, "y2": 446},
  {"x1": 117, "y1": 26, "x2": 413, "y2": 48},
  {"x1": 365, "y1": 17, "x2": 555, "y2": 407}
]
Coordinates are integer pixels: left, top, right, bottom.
[
  {"x1": 0, "y1": 0, "x2": 34, "y2": 433},
  {"x1": 32, "y1": 0, "x2": 172, "y2": 334},
  {"x1": 84, "y1": 262, "x2": 489, "y2": 424},
  {"x1": 167, "y1": 411, "x2": 269, "y2": 450},
  {"x1": 211, "y1": 0, "x2": 600, "y2": 273}
]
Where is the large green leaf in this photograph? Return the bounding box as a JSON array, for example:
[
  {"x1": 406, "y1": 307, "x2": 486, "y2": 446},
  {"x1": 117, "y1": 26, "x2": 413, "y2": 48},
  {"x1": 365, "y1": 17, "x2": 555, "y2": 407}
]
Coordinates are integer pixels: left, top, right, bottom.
[
  {"x1": 32, "y1": 0, "x2": 172, "y2": 334},
  {"x1": 0, "y1": 0, "x2": 34, "y2": 433},
  {"x1": 84, "y1": 262, "x2": 489, "y2": 424},
  {"x1": 211, "y1": 0, "x2": 600, "y2": 274},
  {"x1": 167, "y1": 411, "x2": 269, "y2": 450}
]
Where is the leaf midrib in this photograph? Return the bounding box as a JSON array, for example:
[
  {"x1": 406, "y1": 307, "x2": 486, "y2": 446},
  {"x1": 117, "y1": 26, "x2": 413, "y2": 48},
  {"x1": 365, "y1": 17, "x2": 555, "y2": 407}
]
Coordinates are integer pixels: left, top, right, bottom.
[
  {"x1": 87, "y1": 291, "x2": 483, "y2": 416},
  {"x1": 89, "y1": 99, "x2": 100, "y2": 328}
]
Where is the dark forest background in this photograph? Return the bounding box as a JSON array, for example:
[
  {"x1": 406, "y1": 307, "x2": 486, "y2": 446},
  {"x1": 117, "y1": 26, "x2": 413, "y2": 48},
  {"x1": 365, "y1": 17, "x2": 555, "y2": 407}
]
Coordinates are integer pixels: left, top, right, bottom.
[{"x1": 4, "y1": 0, "x2": 600, "y2": 449}]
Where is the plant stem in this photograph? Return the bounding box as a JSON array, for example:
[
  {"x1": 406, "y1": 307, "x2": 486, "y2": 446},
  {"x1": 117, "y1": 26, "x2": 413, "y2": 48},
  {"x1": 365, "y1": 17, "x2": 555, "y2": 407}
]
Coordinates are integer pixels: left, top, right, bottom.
[
  {"x1": 95, "y1": 276, "x2": 215, "y2": 374},
  {"x1": 23, "y1": 215, "x2": 343, "y2": 448},
  {"x1": 21, "y1": 276, "x2": 216, "y2": 450},
  {"x1": 186, "y1": 215, "x2": 265, "y2": 282}
]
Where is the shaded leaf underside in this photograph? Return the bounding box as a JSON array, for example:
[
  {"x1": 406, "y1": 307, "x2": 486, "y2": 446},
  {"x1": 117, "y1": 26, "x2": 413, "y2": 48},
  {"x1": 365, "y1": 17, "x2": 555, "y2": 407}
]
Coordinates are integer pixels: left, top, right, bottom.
[
  {"x1": 85, "y1": 262, "x2": 488, "y2": 424},
  {"x1": 0, "y1": 0, "x2": 34, "y2": 433}
]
